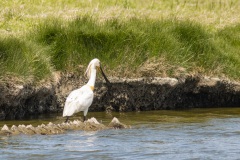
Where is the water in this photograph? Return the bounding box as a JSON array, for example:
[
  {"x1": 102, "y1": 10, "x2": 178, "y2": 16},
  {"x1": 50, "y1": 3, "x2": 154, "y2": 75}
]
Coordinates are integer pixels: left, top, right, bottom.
[{"x1": 1, "y1": 108, "x2": 240, "y2": 160}]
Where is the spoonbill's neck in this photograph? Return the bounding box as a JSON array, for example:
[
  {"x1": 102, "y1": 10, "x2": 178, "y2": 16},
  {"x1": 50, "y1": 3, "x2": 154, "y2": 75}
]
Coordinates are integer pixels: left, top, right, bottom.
[{"x1": 87, "y1": 68, "x2": 97, "y2": 89}]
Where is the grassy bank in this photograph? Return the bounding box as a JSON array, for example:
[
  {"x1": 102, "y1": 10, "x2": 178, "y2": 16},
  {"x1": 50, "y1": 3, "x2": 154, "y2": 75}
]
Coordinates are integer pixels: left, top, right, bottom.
[{"x1": 0, "y1": 0, "x2": 240, "y2": 82}]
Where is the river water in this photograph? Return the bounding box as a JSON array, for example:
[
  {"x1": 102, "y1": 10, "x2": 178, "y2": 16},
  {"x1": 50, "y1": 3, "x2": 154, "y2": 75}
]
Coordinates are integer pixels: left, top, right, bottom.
[{"x1": 1, "y1": 108, "x2": 240, "y2": 160}]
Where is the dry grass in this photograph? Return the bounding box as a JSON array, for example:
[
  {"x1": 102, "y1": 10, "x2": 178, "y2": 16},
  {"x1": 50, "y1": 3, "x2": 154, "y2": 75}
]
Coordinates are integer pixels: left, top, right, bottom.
[{"x1": 1, "y1": 0, "x2": 240, "y2": 36}]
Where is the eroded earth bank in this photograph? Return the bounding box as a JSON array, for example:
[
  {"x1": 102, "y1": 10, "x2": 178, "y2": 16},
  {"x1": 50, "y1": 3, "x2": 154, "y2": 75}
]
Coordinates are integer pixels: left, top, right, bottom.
[{"x1": 0, "y1": 72, "x2": 239, "y2": 121}]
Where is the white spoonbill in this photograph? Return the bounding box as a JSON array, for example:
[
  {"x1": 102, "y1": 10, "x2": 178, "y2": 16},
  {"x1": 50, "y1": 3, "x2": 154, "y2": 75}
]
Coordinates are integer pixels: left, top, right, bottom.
[{"x1": 63, "y1": 58, "x2": 110, "y2": 122}]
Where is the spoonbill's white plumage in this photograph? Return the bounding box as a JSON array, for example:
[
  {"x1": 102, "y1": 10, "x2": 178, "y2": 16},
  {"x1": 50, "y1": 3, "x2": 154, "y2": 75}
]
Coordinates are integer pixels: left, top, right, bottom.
[{"x1": 62, "y1": 58, "x2": 110, "y2": 122}]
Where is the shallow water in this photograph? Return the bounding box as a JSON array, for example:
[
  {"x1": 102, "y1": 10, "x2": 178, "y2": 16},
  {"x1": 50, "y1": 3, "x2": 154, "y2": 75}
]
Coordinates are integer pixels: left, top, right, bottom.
[{"x1": 1, "y1": 108, "x2": 240, "y2": 160}]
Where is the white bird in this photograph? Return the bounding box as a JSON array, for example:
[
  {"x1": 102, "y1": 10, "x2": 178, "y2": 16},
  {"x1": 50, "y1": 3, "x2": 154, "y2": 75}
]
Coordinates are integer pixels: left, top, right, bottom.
[{"x1": 63, "y1": 58, "x2": 110, "y2": 122}]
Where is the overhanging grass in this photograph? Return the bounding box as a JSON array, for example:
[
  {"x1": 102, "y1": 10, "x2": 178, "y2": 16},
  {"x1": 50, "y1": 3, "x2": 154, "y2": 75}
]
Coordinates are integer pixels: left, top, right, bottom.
[{"x1": 25, "y1": 16, "x2": 240, "y2": 80}]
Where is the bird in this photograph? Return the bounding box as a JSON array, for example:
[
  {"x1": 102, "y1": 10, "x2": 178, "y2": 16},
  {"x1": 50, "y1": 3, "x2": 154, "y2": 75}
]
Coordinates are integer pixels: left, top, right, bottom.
[{"x1": 62, "y1": 58, "x2": 110, "y2": 123}]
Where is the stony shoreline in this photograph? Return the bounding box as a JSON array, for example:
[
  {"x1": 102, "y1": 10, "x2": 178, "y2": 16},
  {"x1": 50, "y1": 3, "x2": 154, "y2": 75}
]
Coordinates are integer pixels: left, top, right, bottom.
[
  {"x1": 0, "y1": 117, "x2": 130, "y2": 136},
  {"x1": 0, "y1": 73, "x2": 240, "y2": 120}
]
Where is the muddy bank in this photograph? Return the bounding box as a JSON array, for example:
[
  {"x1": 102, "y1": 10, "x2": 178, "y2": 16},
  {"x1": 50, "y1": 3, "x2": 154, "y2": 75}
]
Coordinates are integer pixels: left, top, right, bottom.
[
  {"x1": 94, "y1": 76, "x2": 240, "y2": 112},
  {"x1": 0, "y1": 81, "x2": 58, "y2": 120},
  {"x1": 0, "y1": 74, "x2": 240, "y2": 120},
  {"x1": 0, "y1": 117, "x2": 129, "y2": 136}
]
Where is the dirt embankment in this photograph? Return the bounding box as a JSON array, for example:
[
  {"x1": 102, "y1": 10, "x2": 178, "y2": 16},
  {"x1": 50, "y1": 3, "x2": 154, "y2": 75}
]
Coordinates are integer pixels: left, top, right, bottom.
[
  {"x1": 95, "y1": 76, "x2": 240, "y2": 112},
  {"x1": 0, "y1": 73, "x2": 240, "y2": 120}
]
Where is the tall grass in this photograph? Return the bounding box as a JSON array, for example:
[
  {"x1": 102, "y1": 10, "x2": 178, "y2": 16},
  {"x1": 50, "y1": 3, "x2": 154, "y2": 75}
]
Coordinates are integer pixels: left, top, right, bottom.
[
  {"x1": 0, "y1": 0, "x2": 240, "y2": 82},
  {"x1": 0, "y1": 37, "x2": 52, "y2": 82},
  {"x1": 27, "y1": 16, "x2": 240, "y2": 79}
]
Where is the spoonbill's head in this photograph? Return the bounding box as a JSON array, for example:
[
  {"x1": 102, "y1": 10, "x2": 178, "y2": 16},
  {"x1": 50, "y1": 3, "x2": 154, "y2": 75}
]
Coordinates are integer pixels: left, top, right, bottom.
[
  {"x1": 85, "y1": 58, "x2": 111, "y2": 85},
  {"x1": 85, "y1": 58, "x2": 100, "y2": 79}
]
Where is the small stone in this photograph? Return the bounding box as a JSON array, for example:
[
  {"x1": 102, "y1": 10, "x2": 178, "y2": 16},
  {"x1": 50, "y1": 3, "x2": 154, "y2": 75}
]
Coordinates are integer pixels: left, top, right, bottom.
[
  {"x1": 108, "y1": 117, "x2": 129, "y2": 129},
  {"x1": 11, "y1": 125, "x2": 17, "y2": 130},
  {"x1": 111, "y1": 117, "x2": 120, "y2": 123},
  {"x1": 1, "y1": 124, "x2": 9, "y2": 131},
  {"x1": 26, "y1": 125, "x2": 33, "y2": 128},
  {"x1": 87, "y1": 117, "x2": 100, "y2": 124},
  {"x1": 48, "y1": 122, "x2": 54, "y2": 126}
]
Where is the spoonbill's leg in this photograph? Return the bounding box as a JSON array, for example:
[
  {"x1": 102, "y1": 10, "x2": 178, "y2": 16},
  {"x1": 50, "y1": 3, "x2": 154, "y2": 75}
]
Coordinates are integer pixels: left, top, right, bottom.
[{"x1": 65, "y1": 116, "x2": 69, "y2": 123}]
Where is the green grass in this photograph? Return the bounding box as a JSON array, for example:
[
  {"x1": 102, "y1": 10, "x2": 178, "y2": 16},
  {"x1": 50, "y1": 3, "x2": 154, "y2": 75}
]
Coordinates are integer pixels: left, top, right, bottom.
[
  {"x1": 30, "y1": 16, "x2": 240, "y2": 78},
  {"x1": 0, "y1": 0, "x2": 240, "y2": 82},
  {"x1": 0, "y1": 37, "x2": 52, "y2": 82}
]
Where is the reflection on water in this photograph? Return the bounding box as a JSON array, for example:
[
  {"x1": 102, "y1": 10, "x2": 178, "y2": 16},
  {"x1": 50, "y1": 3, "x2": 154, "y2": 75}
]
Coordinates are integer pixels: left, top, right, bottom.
[{"x1": 1, "y1": 108, "x2": 240, "y2": 159}]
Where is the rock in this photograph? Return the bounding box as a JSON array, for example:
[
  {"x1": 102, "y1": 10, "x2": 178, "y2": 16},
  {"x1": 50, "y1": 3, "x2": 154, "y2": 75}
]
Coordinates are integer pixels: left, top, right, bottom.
[
  {"x1": 24, "y1": 125, "x2": 36, "y2": 135},
  {"x1": 86, "y1": 117, "x2": 100, "y2": 124},
  {"x1": 108, "y1": 117, "x2": 130, "y2": 129},
  {"x1": 0, "y1": 124, "x2": 13, "y2": 136},
  {"x1": 10, "y1": 125, "x2": 21, "y2": 135},
  {"x1": 1, "y1": 124, "x2": 9, "y2": 131}
]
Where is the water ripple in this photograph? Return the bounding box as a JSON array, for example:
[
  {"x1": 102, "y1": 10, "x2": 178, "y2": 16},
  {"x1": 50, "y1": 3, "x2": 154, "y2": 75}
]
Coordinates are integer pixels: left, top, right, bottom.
[{"x1": 1, "y1": 110, "x2": 240, "y2": 159}]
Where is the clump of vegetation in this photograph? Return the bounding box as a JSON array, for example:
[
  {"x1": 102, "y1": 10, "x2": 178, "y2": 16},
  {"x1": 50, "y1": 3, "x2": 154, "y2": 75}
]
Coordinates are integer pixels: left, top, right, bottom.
[
  {"x1": 0, "y1": 0, "x2": 240, "y2": 82},
  {"x1": 28, "y1": 16, "x2": 240, "y2": 79},
  {"x1": 0, "y1": 37, "x2": 52, "y2": 82}
]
